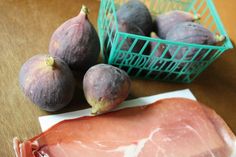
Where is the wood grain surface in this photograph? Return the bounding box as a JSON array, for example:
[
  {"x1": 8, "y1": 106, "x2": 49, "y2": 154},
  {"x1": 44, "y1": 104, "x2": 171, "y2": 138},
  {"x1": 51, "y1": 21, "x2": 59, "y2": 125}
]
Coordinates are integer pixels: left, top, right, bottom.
[{"x1": 0, "y1": 0, "x2": 235, "y2": 156}]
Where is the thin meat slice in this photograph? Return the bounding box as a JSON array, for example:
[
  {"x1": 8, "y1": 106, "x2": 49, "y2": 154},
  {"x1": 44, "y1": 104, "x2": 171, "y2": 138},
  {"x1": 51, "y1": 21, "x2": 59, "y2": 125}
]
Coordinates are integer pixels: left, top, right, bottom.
[{"x1": 13, "y1": 98, "x2": 236, "y2": 157}]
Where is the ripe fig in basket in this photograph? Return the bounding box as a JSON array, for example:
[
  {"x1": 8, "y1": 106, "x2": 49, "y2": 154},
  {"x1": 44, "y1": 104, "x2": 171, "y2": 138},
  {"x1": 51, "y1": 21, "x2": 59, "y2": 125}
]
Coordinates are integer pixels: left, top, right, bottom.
[
  {"x1": 116, "y1": 0, "x2": 152, "y2": 36},
  {"x1": 149, "y1": 32, "x2": 169, "y2": 59},
  {"x1": 19, "y1": 54, "x2": 75, "y2": 112},
  {"x1": 143, "y1": 32, "x2": 172, "y2": 78},
  {"x1": 147, "y1": 33, "x2": 167, "y2": 67},
  {"x1": 155, "y1": 10, "x2": 201, "y2": 39},
  {"x1": 166, "y1": 22, "x2": 225, "y2": 61},
  {"x1": 83, "y1": 64, "x2": 131, "y2": 115},
  {"x1": 49, "y1": 5, "x2": 100, "y2": 71}
]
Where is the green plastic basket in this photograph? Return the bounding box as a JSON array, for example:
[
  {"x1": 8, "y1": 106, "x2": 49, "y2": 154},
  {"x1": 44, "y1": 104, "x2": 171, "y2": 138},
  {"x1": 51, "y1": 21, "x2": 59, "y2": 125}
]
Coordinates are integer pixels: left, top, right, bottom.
[{"x1": 97, "y1": 0, "x2": 233, "y2": 83}]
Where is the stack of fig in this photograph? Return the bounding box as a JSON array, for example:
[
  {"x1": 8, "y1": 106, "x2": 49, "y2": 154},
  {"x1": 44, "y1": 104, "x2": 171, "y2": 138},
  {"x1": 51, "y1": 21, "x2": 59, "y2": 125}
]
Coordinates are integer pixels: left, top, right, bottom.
[
  {"x1": 105, "y1": 0, "x2": 225, "y2": 76},
  {"x1": 19, "y1": 5, "x2": 131, "y2": 114}
]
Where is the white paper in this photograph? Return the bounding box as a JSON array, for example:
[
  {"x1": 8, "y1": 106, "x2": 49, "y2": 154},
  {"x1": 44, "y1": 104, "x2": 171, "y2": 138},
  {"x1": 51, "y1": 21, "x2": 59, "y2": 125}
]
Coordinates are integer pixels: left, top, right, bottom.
[{"x1": 39, "y1": 89, "x2": 196, "y2": 132}]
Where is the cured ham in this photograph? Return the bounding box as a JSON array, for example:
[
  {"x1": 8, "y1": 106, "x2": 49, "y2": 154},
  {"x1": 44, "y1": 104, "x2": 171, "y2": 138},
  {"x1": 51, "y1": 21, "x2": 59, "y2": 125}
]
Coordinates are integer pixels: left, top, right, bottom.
[{"x1": 14, "y1": 98, "x2": 236, "y2": 157}]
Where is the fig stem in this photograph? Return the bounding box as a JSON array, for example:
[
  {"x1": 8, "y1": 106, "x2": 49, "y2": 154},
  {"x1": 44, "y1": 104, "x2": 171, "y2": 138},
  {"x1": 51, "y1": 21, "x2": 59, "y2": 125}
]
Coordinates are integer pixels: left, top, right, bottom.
[
  {"x1": 150, "y1": 32, "x2": 159, "y2": 38},
  {"x1": 45, "y1": 56, "x2": 55, "y2": 67},
  {"x1": 81, "y1": 5, "x2": 89, "y2": 15},
  {"x1": 91, "y1": 105, "x2": 101, "y2": 115},
  {"x1": 193, "y1": 13, "x2": 201, "y2": 20},
  {"x1": 215, "y1": 34, "x2": 226, "y2": 42}
]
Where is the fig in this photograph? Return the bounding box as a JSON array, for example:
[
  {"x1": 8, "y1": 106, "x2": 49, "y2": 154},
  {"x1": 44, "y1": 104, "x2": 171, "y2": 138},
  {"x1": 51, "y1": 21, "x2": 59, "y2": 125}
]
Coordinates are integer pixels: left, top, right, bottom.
[
  {"x1": 19, "y1": 54, "x2": 75, "y2": 112},
  {"x1": 49, "y1": 5, "x2": 100, "y2": 71},
  {"x1": 149, "y1": 32, "x2": 169, "y2": 58},
  {"x1": 166, "y1": 22, "x2": 225, "y2": 61},
  {"x1": 146, "y1": 32, "x2": 171, "y2": 78},
  {"x1": 155, "y1": 10, "x2": 201, "y2": 39},
  {"x1": 104, "y1": 19, "x2": 149, "y2": 63},
  {"x1": 147, "y1": 33, "x2": 167, "y2": 68},
  {"x1": 116, "y1": 0, "x2": 152, "y2": 36},
  {"x1": 83, "y1": 64, "x2": 131, "y2": 115}
]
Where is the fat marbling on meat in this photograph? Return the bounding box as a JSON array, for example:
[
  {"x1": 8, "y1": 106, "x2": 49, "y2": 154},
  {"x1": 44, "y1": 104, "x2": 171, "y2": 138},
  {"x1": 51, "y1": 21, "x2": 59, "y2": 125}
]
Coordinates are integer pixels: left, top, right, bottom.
[{"x1": 14, "y1": 98, "x2": 236, "y2": 157}]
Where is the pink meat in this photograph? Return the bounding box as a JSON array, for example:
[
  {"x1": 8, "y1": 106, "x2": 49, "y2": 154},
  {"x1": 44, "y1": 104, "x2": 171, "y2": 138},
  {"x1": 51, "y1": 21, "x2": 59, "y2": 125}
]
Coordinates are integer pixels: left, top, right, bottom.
[{"x1": 14, "y1": 98, "x2": 236, "y2": 157}]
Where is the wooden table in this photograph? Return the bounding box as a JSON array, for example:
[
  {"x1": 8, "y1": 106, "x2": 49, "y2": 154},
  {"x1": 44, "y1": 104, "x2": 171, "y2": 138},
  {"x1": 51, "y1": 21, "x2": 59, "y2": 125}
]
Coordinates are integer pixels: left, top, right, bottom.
[{"x1": 0, "y1": 0, "x2": 235, "y2": 156}]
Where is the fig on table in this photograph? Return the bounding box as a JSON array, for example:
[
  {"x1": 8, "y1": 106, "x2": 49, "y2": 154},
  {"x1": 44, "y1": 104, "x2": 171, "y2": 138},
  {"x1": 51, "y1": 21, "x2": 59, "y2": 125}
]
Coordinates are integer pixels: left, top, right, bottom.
[
  {"x1": 19, "y1": 54, "x2": 75, "y2": 112},
  {"x1": 49, "y1": 5, "x2": 100, "y2": 71},
  {"x1": 83, "y1": 64, "x2": 131, "y2": 115}
]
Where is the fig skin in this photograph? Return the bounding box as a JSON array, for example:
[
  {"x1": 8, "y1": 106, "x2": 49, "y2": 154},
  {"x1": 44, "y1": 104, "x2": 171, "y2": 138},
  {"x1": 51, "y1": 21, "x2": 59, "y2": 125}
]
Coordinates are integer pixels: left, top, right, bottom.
[
  {"x1": 19, "y1": 54, "x2": 75, "y2": 112},
  {"x1": 155, "y1": 10, "x2": 201, "y2": 39},
  {"x1": 149, "y1": 32, "x2": 169, "y2": 58},
  {"x1": 83, "y1": 64, "x2": 131, "y2": 115},
  {"x1": 49, "y1": 5, "x2": 100, "y2": 71},
  {"x1": 147, "y1": 32, "x2": 167, "y2": 69},
  {"x1": 116, "y1": 0, "x2": 152, "y2": 36},
  {"x1": 166, "y1": 22, "x2": 225, "y2": 69},
  {"x1": 146, "y1": 32, "x2": 171, "y2": 78}
]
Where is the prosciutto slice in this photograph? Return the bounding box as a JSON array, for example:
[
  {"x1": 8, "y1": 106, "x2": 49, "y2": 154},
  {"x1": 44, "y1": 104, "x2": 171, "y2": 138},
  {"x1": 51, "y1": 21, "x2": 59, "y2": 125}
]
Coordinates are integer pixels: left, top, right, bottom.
[{"x1": 14, "y1": 98, "x2": 236, "y2": 157}]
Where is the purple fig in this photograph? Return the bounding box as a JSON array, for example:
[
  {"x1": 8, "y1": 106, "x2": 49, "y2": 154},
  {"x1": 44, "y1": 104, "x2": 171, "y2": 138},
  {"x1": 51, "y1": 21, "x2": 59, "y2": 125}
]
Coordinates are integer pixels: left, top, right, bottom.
[
  {"x1": 83, "y1": 64, "x2": 131, "y2": 115},
  {"x1": 155, "y1": 10, "x2": 201, "y2": 39},
  {"x1": 166, "y1": 22, "x2": 225, "y2": 61},
  {"x1": 49, "y1": 5, "x2": 100, "y2": 71},
  {"x1": 147, "y1": 32, "x2": 169, "y2": 68},
  {"x1": 116, "y1": 0, "x2": 152, "y2": 36},
  {"x1": 19, "y1": 54, "x2": 75, "y2": 112},
  {"x1": 150, "y1": 32, "x2": 169, "y2": 58},
  {"x1": 146, "y1": 32, "x2": 171, "y2": 78}
]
